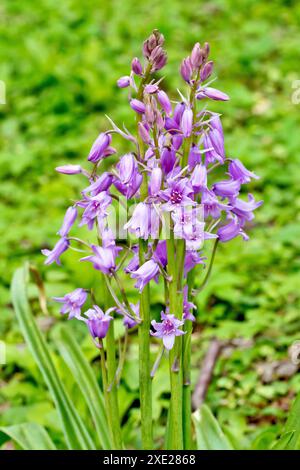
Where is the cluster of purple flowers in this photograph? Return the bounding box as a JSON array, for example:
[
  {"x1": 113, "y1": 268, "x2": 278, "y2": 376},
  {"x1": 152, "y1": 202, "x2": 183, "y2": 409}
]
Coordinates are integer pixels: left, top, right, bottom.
[{"x1": 43, "y1": 31, "x2": 261, "y2": 350}]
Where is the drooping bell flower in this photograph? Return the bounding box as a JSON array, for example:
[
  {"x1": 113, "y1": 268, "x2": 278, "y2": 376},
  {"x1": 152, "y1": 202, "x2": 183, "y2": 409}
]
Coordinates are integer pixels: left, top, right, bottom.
[
  {"x1": 203, "y1": 130, "x2": 224, "y2": 165},
  {"x1": 81, "y1": 244, "x2": 121, "y2": 275},
  {"x1": 56, "y1": 164, "x2": 82, "y2": 175},
  {"x1": 84, "y1": 305, "x2": 114, "y2": 346},
  {"x1": 88, "y1": 133, "x2": 112, "y2": 163},
  {"x1": 82, "y1": 172, "x2": 114, "y2": 196},
  {"x1": 228, "y1": 159, "x2": 259, "y2": 184},
  {"x1": 151, "y1": 312, "x2": 185, "y2": 350},
  {"x1": 124, "y1": 202, "x2": 151, "y2": 240},
  {"x1": 190, "y1": 164, "x2": 207, "y2": 193},
  {"x1": 42, "y1": 237, "x2": 70, "y2": 265},
  {"x1": 217, "y1": 216, "x2": 249, "y2": 242},
  {"x1": 114, "y1": 153, "x2": 143, "y2": 199},
  {"x1": 231, "y1": 194, "x2": 263, "y2": 224},
  {"x1": 130, "y1": 259, "x2": 160, "y2": 292},
  {"x1": 201, "y1": 189, "x2": 231, "y2": 219},
  {"x1": 161, "y1": 146, "x2": 176, "y2": 174},
  {"x1": 160, "y1": 178, "x2": 195, "y2": 212},
  {"x1": 188, "y1": 144, "x2": 202, "y2": 169},
  {"x1": 196, "y1": 87, "x2": 229, "y2": 101},
  {"x1": 212, "y1": 179, "x2": 241, "y2": 199},
  {"x1": 57, "y1": 206, "x2": 77, "y2": 237},
  {"x1": 152, "y1": 240, "x2": 168, "y2": 268},
  {"x1": 53, "y1": 288, "x2": 87, "y2": 319},
  {"x1": 79, "y1": 191, "x2": 111, "y2": 230},
  {"x1": 184, "y1": 250, "x2": 206, "y2": 277}
]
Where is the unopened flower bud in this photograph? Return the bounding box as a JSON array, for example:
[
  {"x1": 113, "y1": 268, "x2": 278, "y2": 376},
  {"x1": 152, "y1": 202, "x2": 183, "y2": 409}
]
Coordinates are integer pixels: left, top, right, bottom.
[
  {"x1": 143, "y1": 30, "x2": 165, "y2": 59},
  {"x1": 157, "y1": 90, "x2": 172, "y2": 116},
  {"x1": 56, "y1": 164, "x2": 82, "y2": 175},
  {"x1": 117, "y1": 76, "x2": 131, "y2": 88},
  {"x1": 150, "y1": 46, "x2": 167, "y2": 72},
  {"x1": 190, "y1": 42, "x2": 203, "y2": 69},
  {"x1": 138, "y1": 122, "x2": 151, "y2": 144},
  {"x1": 144, "y1": 84, "x2": 159, "y2": 94},
  {"x1": 131, "y1": 57, "x2": 143, "y2": 75},
  {"x1": 202, "y1": 42, "x2": 210, "y2": 60},
  {"x1": 181, "y1": 107, "x2": 193, "y2": 137},
  {"x1": 200, "y1": 61, "x2": 214, "y2": 82},
  {"x1": 180, "y1": 57, "x2": 193, "y2": 82},
  {"x1": 130, "y1": 98, "x2": 146, "y2": 114}
]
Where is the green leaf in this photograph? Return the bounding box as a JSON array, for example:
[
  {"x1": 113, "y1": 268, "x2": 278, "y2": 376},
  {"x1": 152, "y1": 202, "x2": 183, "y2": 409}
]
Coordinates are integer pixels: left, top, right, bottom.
[
  {"x1": 0, "y1": 423, "x2": 56, "y2": 450},
  {"x1": 271, "y1": 431, "x2": 295, "y2": 450},
  {"x1": 54, "y1": 325, "x2": 111, "y2": 449},
  {"x1": 11, "y1": 265, "x2": 95, "y2": 450},
  {"x1": 281, "y1": 392, "x2": 300, "y2": 449},
  {"x1": 193, "y1": 405, "x2": 233, "y2": 450}
]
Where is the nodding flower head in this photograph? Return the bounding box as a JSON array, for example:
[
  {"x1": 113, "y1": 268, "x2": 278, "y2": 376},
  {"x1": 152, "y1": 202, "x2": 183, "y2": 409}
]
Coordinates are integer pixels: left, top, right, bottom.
[
  {"x1": 151, "y1": 312, "x2": 185, "y2": 350},
  {"x1": 53, "y1": 288, "x2": 87, "y2": 319}
]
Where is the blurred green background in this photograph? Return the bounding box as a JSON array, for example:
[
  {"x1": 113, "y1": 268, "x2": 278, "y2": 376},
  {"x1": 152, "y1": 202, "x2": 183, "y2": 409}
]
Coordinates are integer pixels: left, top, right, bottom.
[{"x1": 1, "y1": 0, "x2": 300, "y2": 449}]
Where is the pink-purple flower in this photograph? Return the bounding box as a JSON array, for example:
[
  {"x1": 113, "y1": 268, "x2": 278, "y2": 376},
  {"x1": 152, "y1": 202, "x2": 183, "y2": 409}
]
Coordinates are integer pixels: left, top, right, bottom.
[{"x1": 151, "y1": 312, "x2": 185, "y2": 350}]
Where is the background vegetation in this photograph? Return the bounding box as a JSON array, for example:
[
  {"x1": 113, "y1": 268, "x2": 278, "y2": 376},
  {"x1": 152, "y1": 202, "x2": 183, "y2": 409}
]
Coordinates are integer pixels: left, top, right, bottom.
[{"x1": 1, "y1": 0, "x2": 300, "y2": 449}]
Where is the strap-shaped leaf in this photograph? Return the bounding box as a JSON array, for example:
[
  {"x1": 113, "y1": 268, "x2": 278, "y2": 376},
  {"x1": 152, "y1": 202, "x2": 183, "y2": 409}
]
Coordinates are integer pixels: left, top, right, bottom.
[
  {"x1": 193, "y1": 404, "x2": 233, "y2": 450},
  {"x1": 281, "y1": 392, "x2": 300, "y2": 449},
  {"x1": 0, "y1": 423, "x2": 56, "y2": 450},
  {"x1": 11, "y1": 265, "x2": 95, "y2": 450},
  {"x1": 54, "y1": 325, "x2": 111, "y2": 449},
  {"x1": 272, "y1": 431, "x2": 295, "y2": 450}
]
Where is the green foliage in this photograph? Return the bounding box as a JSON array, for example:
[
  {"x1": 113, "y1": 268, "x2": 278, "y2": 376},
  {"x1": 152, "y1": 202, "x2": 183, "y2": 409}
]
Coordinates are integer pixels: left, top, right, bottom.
[
  {"x1": 1, "y1": 0, "x2": 300, "y2": 449},
  {"x1": 10, "y1": 264, "x2": 96, "y2": 449},
  {"x1": 54, "y1": 325, "x2": 112, "y2": 449},
  {"x1": 0, "y1": 423, "x2": 56, "y2": 450},
  {"x1": 193, "y1": 405, "x2": 233, "y2": 450}
]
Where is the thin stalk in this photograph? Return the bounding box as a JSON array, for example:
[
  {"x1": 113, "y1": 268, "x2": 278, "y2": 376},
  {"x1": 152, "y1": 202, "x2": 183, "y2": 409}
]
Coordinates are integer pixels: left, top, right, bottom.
[
  {"x1": 103, "y1": 284, "x2": 123, "y2": 449},
  {"x1": 136, "y1": 62, "x2": 153, "y2": 450},
  {"x1": 138, "y1": 239, "x2": 153, "y2": 449},
  {"x1": 167, "y1": 234, "x2": 183, "y2": 449},
  {"x1": 151, "y1": 345, "x2": 165, "y2": 378},
  {"x1": 99, "y1": 344, "x2": 115, "y2": 448},
  {"x1": 193, "y1": 238, "x2": 219, "y2": 295},
  {"x1": 182, "y1": 271, "x2": 194, "y2": 450}
]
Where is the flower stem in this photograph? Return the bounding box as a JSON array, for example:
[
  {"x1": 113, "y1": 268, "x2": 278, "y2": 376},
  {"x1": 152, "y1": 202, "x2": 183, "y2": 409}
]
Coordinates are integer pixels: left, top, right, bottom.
[
  {"x1": 167, "y1": 234, "x2": 183, "y2": 449},
  {"x1": 136, "y1": 63, "x2": 153, "y2": 450},
  {"x1": 182, "y1": 271, "x2": 194, "y2": 449},
  {"x1": 99, "y1": 344, "x2": 115, "y2": 448},
  {"x1": 138, "y1": 239, "x2": 153, "y2": 449},
  {"x1": 103, "y1": 284, "x2": 123, "y2": 449}
]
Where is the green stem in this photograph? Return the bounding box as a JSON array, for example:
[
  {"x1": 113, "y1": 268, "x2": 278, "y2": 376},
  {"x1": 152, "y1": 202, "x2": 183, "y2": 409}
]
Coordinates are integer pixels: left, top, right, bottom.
[
  {"x1": 99, "y1": 345, "x2": 115, "y2": 448},
  {"x1": 103, "y1": 284, "x2": 123, "y2": 449},
  {"x1": 193, "y1": 238, "x2": 219, "y2": 295},
  {"x1": 138, "y1": 239, "x2": 153, "y2": 449},
  {"x1": 182, "y1": 271, "x2": 195, "y2": 449},
  {"x1": 167, "y1": 234, "x2": 183, "y2": 449},
  {"x1": 136, "y1": 62, "x2": 153, "y2": 449}
]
